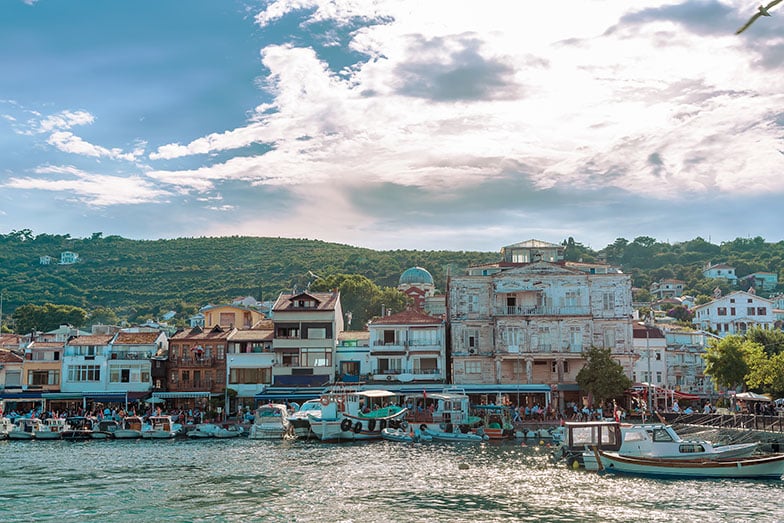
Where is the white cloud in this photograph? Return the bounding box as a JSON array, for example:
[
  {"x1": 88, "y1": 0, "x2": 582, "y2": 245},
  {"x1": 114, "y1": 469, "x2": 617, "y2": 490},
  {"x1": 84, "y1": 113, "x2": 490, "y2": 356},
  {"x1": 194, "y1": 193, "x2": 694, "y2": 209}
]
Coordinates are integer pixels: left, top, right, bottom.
[
  {"x1": 37, "y1": 110, "x2": 94, "y2": 134},
  {"x1": 48, "y1": 131, "x2": 141, "y2": 162},
  {"x1": 2, "y1": 166, "x2": 170, "y2": 206}
]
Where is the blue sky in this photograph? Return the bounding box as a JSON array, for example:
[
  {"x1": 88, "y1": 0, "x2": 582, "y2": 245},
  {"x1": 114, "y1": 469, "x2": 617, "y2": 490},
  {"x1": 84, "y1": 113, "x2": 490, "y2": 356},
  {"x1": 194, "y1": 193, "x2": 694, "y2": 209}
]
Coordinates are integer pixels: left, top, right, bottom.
[{"x1": 2, "y1": 0, "x2": 783, "y2": 251}]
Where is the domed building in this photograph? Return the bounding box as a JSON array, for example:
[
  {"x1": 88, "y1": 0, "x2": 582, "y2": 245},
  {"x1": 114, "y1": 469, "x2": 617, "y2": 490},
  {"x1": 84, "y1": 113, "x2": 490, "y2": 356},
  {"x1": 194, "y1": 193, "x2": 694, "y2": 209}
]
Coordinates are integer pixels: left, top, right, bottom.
[{"x1": 398, "y1": 266, "x2": 436, "y2": 311}]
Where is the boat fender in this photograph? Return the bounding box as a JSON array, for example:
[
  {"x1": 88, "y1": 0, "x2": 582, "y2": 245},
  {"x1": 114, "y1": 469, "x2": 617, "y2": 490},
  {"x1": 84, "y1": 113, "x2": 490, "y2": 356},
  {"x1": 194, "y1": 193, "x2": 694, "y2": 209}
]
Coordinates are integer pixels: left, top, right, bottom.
[
  {"x1": 420, "y1": 424, "x2": 428, "y2": 432},
  {"x1": 379, "y1": 419, "x2": 386, "y2": 430},
  {"x1": 400, "y1": 421, "x2": 408, "y2": 431},
  {"x1": 386, "y1": 375, "x2": 393, "y2": 381},
  {"x1": 320, "y1": 396, "x2": 330, "y2": 407},
  {"x1": 340, "y1": 418, "x2": 352, "y2": 432},
  {"x1": 368, "y1": 419, "x2": 376, "y2": 431},
  {"x1": 353, "y1": 422, "x2": 362, "y2": 434}
]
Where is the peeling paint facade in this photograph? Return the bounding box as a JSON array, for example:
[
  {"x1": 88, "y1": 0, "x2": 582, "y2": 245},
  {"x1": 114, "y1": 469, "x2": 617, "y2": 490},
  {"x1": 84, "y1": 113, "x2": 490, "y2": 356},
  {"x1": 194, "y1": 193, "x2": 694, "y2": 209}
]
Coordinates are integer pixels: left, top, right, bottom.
[{"x1": 448, "y1": 240, "x2": 634, "y2": 403}]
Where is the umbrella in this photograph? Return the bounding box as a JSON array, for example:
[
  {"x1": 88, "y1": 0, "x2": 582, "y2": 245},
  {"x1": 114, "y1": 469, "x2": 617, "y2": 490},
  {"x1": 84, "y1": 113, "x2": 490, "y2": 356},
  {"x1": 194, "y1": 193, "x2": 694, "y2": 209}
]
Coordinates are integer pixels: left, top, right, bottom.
[{"x1": 735, "y1": 391, "x2": 771, "y2": 402}]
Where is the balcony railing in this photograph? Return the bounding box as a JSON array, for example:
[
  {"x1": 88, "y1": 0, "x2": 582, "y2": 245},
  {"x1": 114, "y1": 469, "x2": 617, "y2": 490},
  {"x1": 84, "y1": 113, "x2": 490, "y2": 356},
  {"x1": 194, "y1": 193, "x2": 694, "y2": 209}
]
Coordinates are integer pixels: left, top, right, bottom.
[
  {"x1": 110, "y1": 351, "x2": 153, "y2": 360},
  {"x1": 169, "y1": 356, "x2": 218, "y2": 367},
  {"x1": 494, "y1": 306, "x2": 591, "y2": 316}
]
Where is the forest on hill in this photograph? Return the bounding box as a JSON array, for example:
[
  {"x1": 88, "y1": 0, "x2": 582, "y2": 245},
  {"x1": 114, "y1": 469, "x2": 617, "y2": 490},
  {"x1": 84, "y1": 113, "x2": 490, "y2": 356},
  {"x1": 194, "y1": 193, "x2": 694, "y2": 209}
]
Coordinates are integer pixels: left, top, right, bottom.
[{"x1": 1, "y1": 230, "x2": 782, "y2": 330}]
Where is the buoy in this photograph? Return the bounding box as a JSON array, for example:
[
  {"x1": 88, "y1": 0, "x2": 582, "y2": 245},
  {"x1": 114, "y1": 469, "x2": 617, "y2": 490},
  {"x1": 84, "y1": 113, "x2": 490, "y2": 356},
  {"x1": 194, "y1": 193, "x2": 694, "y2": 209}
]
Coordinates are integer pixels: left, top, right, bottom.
[
  {"x1": 539, "y1": 440, "x2": 545, "y2": 446},
  {"x1": 571, "y1": 460, "x2": 580, "y2": 470},
  {"x1": 458, "y1": 463, "x2": 469, "y2": 470}
]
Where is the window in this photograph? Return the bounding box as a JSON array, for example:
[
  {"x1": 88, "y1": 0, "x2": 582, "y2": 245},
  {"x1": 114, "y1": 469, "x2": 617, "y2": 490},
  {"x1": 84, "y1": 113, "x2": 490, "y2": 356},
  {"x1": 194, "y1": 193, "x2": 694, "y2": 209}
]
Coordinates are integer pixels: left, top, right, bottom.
[
  {"x1": 467, "y1": 294, "x2": 479, "y2": 313},
  {"x1": 569, "y1": 326, "x2": 582, "y2": 352},
  {"x1": 656, "y1": 371, "x2": 662, "y2": 383},
  {"x1": 465, "y1": 361, "x2": 482, "y2": 374},
  {"x1": 538, "y1": 326, "x2": 552, "y2": 351},
  {"x1": 410, "y1": 329, "x2": 438, "y2": 346},
  {"x1": 602, "y1": 293, "x2": 615, "y2": 311},
  {"x1": 182, "y1": 370, "x2": 190, "y2": 382},
  {"x1": 465, "y1": 328, "x2": 479, "y2": 350},
  {"x1": 730, "y1": 307, "x2": 735, "y2": 315},
  {"x1": 414, "y1": 357, "x2": 438, "y2": 374},
  {"x1": 67, "y1": 365, "x2": 100, "y2": 382},
  {"x1": 280, "y1": 348, "x2": 300, "y2": 367},
  {"x1": 758, "y1": 307, "x2": 767, "y2": 315},
  {"x1": 219, "y1": 312, "x2": 235, "y2": 326},
  {"x1": 276, "y1": 326, "x2": 300, "y2": 338},
  {"x1": 383, "y1": 330, "x2": 396, "y2": 344},
  {"x1": 378, "y1": 358, "x2": 402, "y2": 373},
  {"x1": 747, "y1": 307, "x2": 756, "y2": 316},
  {"x1": 504, "y1": 327, "x2": 522, "y2": 347},
  {"x1": 717, "y1": 307, "x2": 727, "y2": 316},
  {"x1": 308, "y1": 328, "x2": 327, "y2": 339},
  {"x1": 655, "y1": 352, "x2": 661, "y2": 361},
  {"x1": 230, "y1": 367, "x2": 272, "y2": 384},
  {"x1": 28, "y1": 370, "x2": 59, "y2": 386},
  {"x1": 603, "y1": 329, "x2": 616, "y2": 348},
  {"x1": 564, "y1": 291, "x2": 579, "y2": 307},
  {"x1": 302, "y1": 348, "x2": 331, "y2": 367}
]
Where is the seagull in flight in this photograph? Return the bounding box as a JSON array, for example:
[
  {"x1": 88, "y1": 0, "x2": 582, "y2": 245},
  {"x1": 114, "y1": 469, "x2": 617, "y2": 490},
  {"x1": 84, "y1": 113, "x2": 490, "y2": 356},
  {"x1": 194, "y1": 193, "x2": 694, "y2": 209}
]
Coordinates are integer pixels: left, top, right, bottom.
[{"x1": 736, "y1": 0, "x2": 783, "y2": 34}]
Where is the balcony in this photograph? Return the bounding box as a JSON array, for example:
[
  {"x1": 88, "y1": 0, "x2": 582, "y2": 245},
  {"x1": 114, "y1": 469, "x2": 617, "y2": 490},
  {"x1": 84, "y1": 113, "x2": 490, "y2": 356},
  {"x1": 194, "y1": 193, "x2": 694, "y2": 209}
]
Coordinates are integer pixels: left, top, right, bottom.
[
  {"x1": 110, "y1": 351, "x2": 153, "y2": 360},
  {"x1": 169, "y1": 356, "x2": 218, "y2": 367},
  {"x1": 494, "y1": 306, "x2": 591, "y2": 316}
]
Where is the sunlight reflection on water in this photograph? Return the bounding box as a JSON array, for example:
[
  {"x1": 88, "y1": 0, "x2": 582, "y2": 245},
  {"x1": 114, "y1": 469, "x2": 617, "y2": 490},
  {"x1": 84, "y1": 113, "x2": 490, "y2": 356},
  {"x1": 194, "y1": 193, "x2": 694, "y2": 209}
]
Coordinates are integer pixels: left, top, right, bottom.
[{"x1": 1, "y1": 438, "x2": 783, "y2": 522}]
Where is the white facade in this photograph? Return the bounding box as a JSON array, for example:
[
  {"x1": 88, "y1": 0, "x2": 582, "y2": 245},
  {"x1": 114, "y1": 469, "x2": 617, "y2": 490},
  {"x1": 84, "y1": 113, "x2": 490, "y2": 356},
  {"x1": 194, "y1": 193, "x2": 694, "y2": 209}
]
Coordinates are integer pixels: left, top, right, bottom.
[
  {"x1": 702, "y1": 263, "x2": 737, "y2": 284},
  {"x1": 226, "y1": 326, "x2": 274, "y2": 400},
  {"x1": 271, "y1": 291, "x2": 343, "y2": 387},
  {"x1": 448, "y1": 241, "x2": 634, "y2": 396},
  {"x1": 631, "y1": 324, "x2": 668, "y2": 388},
  {"x1": 650, "y1": 279, "x2": 685, "y2": 299},
  {"x1": 693, "y1": 291, "x2": 774, "y2": 337},
  {"x1": 367, "y1": 310, "x2": 446, "y2": 384}
]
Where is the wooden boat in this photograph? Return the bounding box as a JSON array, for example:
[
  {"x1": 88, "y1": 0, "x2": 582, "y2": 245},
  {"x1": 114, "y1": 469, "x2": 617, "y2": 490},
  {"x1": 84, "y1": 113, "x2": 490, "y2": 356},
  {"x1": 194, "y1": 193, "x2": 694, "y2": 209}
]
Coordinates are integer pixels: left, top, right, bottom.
[
  {"x1": 114, "y1": 416, "x2": 144, "y2": 439},
  {"x1": 8, "y1": 418, "x2": 42, "y2": 440},
  {"x1": 381, "y1": 427, "x2": 432, "y2": 443},
  {"x1": 614, "y1": 423, "x2": 759, "y2": 460},
  {"x1": 62, "y1": 417, "x2": 95, "y2": 440},
  {"x1": 595, "y1": 450, "x2": 784, "y2": 479},
  {"x1": 34, "y1": 418, "x2": 67, "y2": 440},
  {"x1": 309, "y1": 389, "x2": 408, "y2": 441},
  {"x1": 142, "y1": 416, "x2": 181, "y2": 439},
  {"x1": 473, "y1": 405, "x2": 515, "y2": 439}
]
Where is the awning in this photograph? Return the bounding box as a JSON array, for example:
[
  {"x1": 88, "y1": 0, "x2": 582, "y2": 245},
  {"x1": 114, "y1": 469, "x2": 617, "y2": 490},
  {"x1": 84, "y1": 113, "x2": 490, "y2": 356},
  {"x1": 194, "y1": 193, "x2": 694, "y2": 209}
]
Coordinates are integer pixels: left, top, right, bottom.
[
  {"x1": 0, "y1": 391, "x2": 45, "y2": 400},
  {"x1": 273, "y1": 375, "x2": 330, "y2": 387},
  {"x1": 254, "y1": 391, "x2": 322, "y2": 402},
  {"x1": 151, "y1": 392, "x2": 213, "y2": 399}
]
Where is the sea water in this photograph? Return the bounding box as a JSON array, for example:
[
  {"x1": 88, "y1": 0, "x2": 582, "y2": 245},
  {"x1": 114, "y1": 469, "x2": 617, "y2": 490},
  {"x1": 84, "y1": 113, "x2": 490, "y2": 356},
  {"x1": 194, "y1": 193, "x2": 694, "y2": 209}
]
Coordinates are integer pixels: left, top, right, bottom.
[{"x1": 0, "y1": 438, "x2": 782, "y2": 522}]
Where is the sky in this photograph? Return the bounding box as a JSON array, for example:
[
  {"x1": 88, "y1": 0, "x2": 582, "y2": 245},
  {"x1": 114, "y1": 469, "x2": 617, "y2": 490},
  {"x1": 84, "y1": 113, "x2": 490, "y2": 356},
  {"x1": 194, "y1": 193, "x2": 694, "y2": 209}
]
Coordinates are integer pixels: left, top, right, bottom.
[{"x1": 2, "y1": 0, "x2": 783, "y2": 252}]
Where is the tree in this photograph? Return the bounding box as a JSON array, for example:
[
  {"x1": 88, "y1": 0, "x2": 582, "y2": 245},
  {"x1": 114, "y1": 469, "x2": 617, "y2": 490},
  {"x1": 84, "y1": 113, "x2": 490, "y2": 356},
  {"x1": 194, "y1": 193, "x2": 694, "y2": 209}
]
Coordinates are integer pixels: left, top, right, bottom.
[
  {"x1": 576, "y1": 346, "x2": 632, "y2": 406},
  {"x1": 703, "y1": 335, "x2": 750, "y2": 391},
  {"x1": 744, "y1": 327, "x2": 784, "y2": 357},
  {"x1": 310, "y1": 273, "x2": 410, "y2": 329},
  {"x1": 89, "y1": 306, "x2": 119, "y2": 327},
  {"x1": 11, "y1": 303, "x2": 88, "y2": 334},
  {"x1": 666, "y1": 305, "x2": 693, "y2": 324}
]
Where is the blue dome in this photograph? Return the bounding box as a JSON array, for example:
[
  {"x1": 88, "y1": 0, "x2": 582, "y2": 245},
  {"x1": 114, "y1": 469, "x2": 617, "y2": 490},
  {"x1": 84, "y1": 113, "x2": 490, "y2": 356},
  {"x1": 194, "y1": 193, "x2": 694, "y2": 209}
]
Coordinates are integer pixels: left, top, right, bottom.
[{"x1": 399, "y1": 266, "x2": 434, "y2": 285}]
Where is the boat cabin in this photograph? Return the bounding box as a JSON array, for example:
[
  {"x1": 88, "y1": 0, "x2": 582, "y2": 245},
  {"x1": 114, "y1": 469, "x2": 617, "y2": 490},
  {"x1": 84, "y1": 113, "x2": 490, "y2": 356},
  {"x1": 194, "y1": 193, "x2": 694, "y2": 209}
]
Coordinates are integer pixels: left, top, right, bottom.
[{"x1": 563, "y1": 421, "x2": 623, "y2": 454}]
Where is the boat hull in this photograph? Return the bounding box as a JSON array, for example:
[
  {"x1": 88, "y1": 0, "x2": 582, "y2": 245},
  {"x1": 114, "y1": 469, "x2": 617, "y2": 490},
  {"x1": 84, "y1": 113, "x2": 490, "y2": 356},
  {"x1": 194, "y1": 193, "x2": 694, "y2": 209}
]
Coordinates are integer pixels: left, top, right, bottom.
[{"x1": 597, "y1": 451, "x2": 784, "y2": 479}]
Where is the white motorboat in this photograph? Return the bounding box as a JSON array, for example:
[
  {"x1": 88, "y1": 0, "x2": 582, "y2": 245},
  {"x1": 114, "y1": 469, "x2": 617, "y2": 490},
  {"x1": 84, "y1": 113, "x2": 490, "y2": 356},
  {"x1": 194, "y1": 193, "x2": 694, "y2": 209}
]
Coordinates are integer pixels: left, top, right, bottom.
[
  {"x1": 92, "y1": 419, "x2": 120, "y2": 439},
  {"x1": 214, "y1": 424, "x2": 245, "y2": 439},
  {"x1": 34, "y1": 418, "x2": 67, "y2": 440},
  {"x1": 381, "y1": 426, "x2": 432, "y2": 443},
  {"x1": 8, "y1": 418, "x2": 42, "y2": 440},
  {"x1": 248, "y1": 404, "x2": 292, "y2": 439},
  {"x1": 0, "y1": 416, "x2": 15, "y2": 439},
  {"x1": 595, "y1": 450, "x2": 784, "y2": 479},
  {"x1": 114, "y1": 416, "x2": 145, "y2": 439},
  {"x1": 142, "y1": 416, "x2": 181, "y2": 439},
  {"x1": 187, "y1": 423, "x2": 222, "y2": 438},
  {"x1": 287, "y1": 399, "x2": 323, "y2": 439},
  {"x1": 424, "y1": 426, "x2": 488, "y2": 443}
]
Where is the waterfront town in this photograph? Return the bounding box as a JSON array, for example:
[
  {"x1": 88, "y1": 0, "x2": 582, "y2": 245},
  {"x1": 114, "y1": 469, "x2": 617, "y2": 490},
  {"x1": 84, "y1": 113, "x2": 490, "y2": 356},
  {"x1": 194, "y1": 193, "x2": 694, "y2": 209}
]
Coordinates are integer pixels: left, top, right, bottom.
[{"x1": 1, "y1": 238, "x2": 782, "y2": 427}]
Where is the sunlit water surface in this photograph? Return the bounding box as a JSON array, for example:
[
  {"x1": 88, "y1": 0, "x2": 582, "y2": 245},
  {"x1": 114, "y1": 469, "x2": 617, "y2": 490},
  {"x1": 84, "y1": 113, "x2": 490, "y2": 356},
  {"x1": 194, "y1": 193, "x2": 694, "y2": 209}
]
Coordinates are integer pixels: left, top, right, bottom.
[{"x1": 1, "y1": 438, "x2": 782, "y2": 522}]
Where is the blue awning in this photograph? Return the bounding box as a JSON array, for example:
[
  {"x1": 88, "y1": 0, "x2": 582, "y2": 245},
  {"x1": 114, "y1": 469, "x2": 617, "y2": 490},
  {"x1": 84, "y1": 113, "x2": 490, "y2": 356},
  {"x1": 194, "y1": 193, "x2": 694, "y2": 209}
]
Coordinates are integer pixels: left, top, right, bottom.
[
  {"x1": 273, "y1": 375, "x2": 330, "y2": 387},
  {"x1": 0, "y1": 391, "x2": 45, "y2": 400}
]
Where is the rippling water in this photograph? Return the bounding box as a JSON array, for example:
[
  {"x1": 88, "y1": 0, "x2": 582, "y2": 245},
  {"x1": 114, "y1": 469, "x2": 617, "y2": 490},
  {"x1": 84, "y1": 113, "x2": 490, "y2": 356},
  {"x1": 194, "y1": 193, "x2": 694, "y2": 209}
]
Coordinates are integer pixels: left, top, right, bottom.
[{"x1": 1, "y1": 438, "x2": 783, "y2": 522}]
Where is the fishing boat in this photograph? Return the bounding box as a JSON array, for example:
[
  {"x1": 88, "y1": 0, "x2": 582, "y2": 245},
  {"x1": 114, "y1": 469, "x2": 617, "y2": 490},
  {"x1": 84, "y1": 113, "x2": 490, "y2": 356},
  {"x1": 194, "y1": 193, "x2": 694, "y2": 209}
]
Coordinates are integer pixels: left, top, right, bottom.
[
  {"x1": 91, "y1": 419, "x2": 120, "y2": 439},
  {"x1": 8, "y1": 418, "x2": 42, "y2": 440},
  {"x1": 309, "y1": 388, "x2": 408, "y2": 441},
  {"x1": 595, "y1": 450, "x2": 784, "y2": 479},
  {"x1": 616, "y1": 424, "x2": 758, "y2": 459},
  {"x1": 248, "y1": 403, "x2": 292, "y2": 440},
  {"x1": 473, "y1": 405, "x2": 515, "y2": 439},
  {"x1": 141, "y1": 415, "x2": 181, "y2": 439},
  {"x1": 61, "y1": 417, "x2": 95, "y2": 441},
  {"x1": 553, "y1": 420, "x2": 624, "y2": 468},
  {"x1": 114, "y1": 416, "x2": 145, "y2": 439},
  {"x1": 34, "y1": 418, "x2": 67, "y2": 440},
  {"x1": 381, "y1": 426, "x2": 432, "y2": 443},
  {"x1": 404, "y1": 388, "x2": 482, "y2": 435}
]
